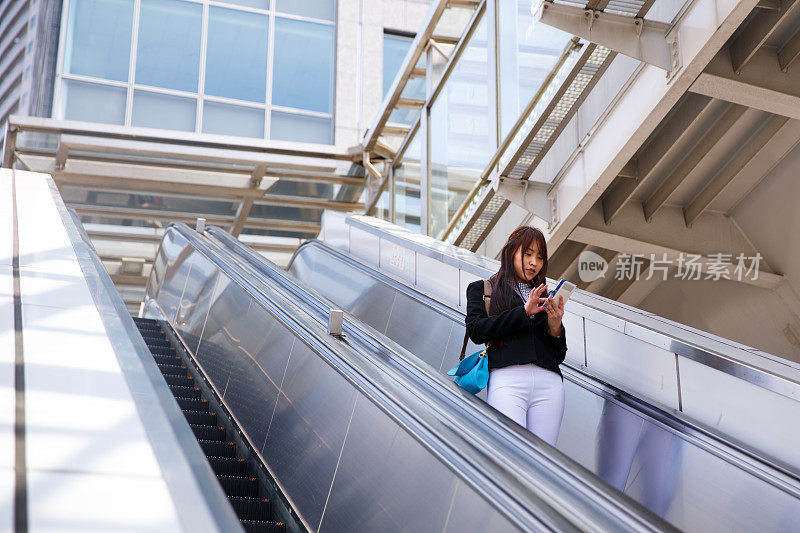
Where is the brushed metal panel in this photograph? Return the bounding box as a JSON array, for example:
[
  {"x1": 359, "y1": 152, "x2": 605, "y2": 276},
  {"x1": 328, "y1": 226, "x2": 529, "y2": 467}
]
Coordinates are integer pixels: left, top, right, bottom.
[
  {"x1": 263, "y1": 339, "x2": 358, "y2": 528},
  {"x1": 678, "y1": 355, "x2": 800, "y2": 468},
  {"x1": 584, "y1": 319, "x2": 680, "y2": 409},
  {"x1": 379, "y1": 239, "x2": 416, "y2": 284},
  {"x1": 349, "y1": 226, "x2": 380, "y2": 267},
  {"x1": 416, "y1": 253, "x2": 460, "y2": 308},
  {"x1": 443, "y1": 481, "x2": 523, "y2": 533},
  {"x1": 562, "y1": 313, "x2": 585, "y2": 367},
  {"x1": 319, "y1": 396, "x2": 459, "y2": 533}
]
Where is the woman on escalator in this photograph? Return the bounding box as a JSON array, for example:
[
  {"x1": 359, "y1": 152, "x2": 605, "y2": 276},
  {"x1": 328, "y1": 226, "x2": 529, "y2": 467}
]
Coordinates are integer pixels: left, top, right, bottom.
[{"x1": 465, "y1": 226, "x2": 567, "y2": 446}]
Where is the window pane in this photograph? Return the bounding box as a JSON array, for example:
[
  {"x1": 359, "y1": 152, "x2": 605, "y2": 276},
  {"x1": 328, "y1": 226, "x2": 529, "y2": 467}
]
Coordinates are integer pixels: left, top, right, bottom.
[
  {"x1": 63, "y1": 0, "x2": 133, "y2": 82},
  {"x1": 222, "y1": 0, "x2": 269, "y2": 9},
  {"x1": 135, "y1": 0, "x2": 202, "y2": 92},
  {"x1": 205, "y1": 7, "x2": 269, "y2": 103},
  {"x1": 62, "y1": 79, "x2": 126, "y2": 125},
  {"x1": 383, "y1": 34, "x2": 412, "y2": 98},
  {"x1": 429, "y1": 17, "x2": 491, "y2": 239},
  {"x1": 272, "y1": 18, "x2": 333, "y2": 113},
  {"x1": 202, "y1": 101, "x2": 264, "y2": 138},
  {"x1": 275, "y1": 0, "x2": 334, "y2": 21},
  {"x1": 394, "y1": 133, "x2": 422, "y2": 233},
  {"x1": 270, "y1": 111, "x2": 331, "y2": 144},
  {"x1": 132, "y1": 90, "x2": 196, "y2": 131}
]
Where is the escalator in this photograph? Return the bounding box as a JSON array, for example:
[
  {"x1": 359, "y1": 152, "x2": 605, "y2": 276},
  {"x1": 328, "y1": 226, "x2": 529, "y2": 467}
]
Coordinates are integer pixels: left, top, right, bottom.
[
  {"x1": 144, "y1": 222, "x2": 675, "y2": 532},
  {"x1": 132, "y1": 316, "x2": 290, "y2": 533},
  {"x1": 202, "y1": 229, "x2": 800, "y2": 532}
]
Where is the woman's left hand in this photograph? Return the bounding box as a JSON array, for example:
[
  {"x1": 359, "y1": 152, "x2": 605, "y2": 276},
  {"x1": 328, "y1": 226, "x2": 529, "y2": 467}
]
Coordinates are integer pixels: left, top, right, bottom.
[{"x1": 545, "y1": 294, "x2": 565, "y2": 336}]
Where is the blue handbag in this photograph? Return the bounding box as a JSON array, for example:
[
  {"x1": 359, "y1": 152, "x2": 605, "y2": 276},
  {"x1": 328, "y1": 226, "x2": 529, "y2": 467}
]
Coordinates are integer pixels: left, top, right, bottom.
[
  {"x1": 448, "y1": 279, "x2": 493, "y2": 394},
  {"x1": 447, "y1": 349, "x2": 489, "y2": 394}
]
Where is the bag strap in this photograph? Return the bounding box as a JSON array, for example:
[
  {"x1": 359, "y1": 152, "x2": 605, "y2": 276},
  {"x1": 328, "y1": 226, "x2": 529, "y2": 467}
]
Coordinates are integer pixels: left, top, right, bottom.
[{"x1": 460, "y1": 280, "x2": 492, "y2": 361}]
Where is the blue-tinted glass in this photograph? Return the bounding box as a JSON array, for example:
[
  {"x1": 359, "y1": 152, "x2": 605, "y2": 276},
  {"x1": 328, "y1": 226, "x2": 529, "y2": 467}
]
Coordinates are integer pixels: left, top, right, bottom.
[
  {"x1": 202, "y1": 101, "x2": 265, "y2": 138},
  {"x1": 429, "y1": 17, "x2": 491, "y2": 238},
  {"x1": 64, "y1": 0, "x2": 133, "y2": 82},
  {"x1": 383, "y1": 35, "x2": 413, "y2": 97},
  {"x1": 270, "y1": 111, "x2": 331, "y2": 144},
  {"x1": 224, "y1": 0, "x2": 269, "y2": 8},
  {"x1": 135, "y1": 0, "x2": 202, "y2": 92},
  {"x1": 275, "y1": 0, "x2": 334, "y2": 21},
  {"x1": 272, "y1": 18, "x2": 333, "y2": 113},
  {"x1": 132, "y1": 90, "x2": 196, "y2": 131},
  {"x1": 62, "y1": 79, "x2": 127, "y2": 125},
  {"x1": 205, "y1": 7, "x2": 269, "y2": 103}
]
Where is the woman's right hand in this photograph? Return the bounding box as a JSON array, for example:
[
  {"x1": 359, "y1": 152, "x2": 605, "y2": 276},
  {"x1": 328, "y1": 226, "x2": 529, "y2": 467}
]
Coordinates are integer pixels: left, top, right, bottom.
[{"x1": 524, "y1": 283, "x2": 549, "y2": 316}]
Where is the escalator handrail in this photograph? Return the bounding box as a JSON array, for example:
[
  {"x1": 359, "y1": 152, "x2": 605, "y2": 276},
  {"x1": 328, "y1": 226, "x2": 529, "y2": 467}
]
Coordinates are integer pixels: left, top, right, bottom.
[
  {"x1": 289, "y1": 239, "x2": 800, "y2": 491},
  {"x1": 200, "y1": 225, "x2": 677, "y2": 532}
]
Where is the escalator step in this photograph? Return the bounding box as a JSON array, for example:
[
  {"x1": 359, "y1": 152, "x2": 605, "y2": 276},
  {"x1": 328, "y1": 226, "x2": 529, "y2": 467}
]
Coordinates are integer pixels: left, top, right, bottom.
[
  {"x1": 143, "y1": 338, "x2": 171, "y2": 348},
  {"x1": 137, "y1": 326, "x2": 164, "y2": 334},
  {"x1": 142, "y1": 335, "x2": 168, "y2": 344},
  {"x1": 158, "y1": 364, "x2": 188, "y2": 376},
  {"x1": 147, "y1": 346, "x2": 176, "y2": 356},
  {"x1": 169, "y1": 385, "x2": 201, "y2": 399},
  {"x1": 164, "y1": 374, "x2": 194, "y2": 388},
  {"x1": 209, "y1": 457, "x2": 249, "y2": 477},
  {"x1": 154, "y1": 354, "x2": 182, "y2": 365},
  {"x1": 241, "y1": 520, "x2": 285, "y2": 533},
  {"x1": 218, "y1": 475, "x2": 259, "y2": 498},
  {"x1": 176, "y1": 397, "x2": 208, "y2": 412},
  {"x1": 191, "y1": 424, "x2": 226, "y2": 441},
  {"x1": 229, "y1": 497, "x2": 272, "y2": 522},
  {"x1": 183, "y1": 410, "x2": 216, "y2": 426},
  {"x1": 134, "y1": 324, "x2": 161, "y2": 332},
  {"x1": 199, "y1": 440, "x2": 236, "y2": 458}
]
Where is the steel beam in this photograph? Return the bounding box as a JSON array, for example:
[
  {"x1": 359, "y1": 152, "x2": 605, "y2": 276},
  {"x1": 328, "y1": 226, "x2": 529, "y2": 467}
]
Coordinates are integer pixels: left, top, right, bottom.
[
  {"x1": 683, "y1": 114, "x2": 790, "y2": 226},
  {"x1": 778, "y1": 27, "x2": 800, "y2": 71},
  {"x1": 56, "y1": 134, "x2": 338, "y2": 172},
  {"x1": 74, "y1": 205, "x2": 321, "y2": 233},
  {"x1": 729, "y1": 0, "x2": 799, "y2": 73},
  {"x1": 494, "y1": 178, "x2": 554, "y2": 223},
  {"x1": 643, "y1": 103, "x2": 747, "y2": 221},
  {"x1": 601, "y1": 94, "x2": 718, "y2": 224},
  {"x1": 690, "y1": 47, "x2": 800, "y2": 120},
  {"x1": 535, "y1": 1, "x2": 678, "y2": 71},
  {"x1": 7, "y1": 115, "x2": 356, "y2": 161}
]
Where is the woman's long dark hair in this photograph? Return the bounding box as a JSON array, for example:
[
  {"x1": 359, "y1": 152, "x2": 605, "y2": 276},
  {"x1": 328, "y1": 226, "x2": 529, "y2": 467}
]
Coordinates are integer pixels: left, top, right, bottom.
[{"x1": 489, "y1": 225, "x2": 548, "y2": 316}]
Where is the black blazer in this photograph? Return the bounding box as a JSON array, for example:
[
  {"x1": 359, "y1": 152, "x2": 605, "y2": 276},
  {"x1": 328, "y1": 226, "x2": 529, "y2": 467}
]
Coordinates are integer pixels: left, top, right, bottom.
[{"x1": 465, "y1": 279, "x2": 567, "y2": 378}]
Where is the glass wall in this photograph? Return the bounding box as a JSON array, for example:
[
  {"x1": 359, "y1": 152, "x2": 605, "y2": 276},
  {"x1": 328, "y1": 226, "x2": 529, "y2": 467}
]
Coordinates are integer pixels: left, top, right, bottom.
[
  {"x1": 58, "y1": 0, "x2": 335, "y2": 143},
  {"x1": 498, "y1": 0, "x2": 572, "y2": 138},
  {"x1": 393, "y1": 132, "x2": 421, "y2": 233},
  {"x1": 428, "y1": 17, "x2": 491, "y2": 239}
]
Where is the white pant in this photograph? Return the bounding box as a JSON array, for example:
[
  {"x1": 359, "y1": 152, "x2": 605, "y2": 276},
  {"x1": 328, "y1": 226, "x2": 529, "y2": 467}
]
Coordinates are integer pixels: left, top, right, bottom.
[{"x1": 487, "y1": 364, "x2": 565, "y2": 446}]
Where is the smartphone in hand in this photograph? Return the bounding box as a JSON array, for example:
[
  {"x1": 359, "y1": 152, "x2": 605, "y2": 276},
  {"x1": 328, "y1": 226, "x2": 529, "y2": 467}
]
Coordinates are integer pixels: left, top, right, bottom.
[{"x1": 544, "y1": 279, "x2": 575, "y2": 307}]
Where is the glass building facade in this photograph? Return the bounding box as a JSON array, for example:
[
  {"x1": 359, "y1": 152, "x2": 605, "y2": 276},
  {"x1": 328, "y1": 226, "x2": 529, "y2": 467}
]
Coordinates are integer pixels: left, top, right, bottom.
[{"x1": 57, "y1": 0, "x2": 335, "y2": 143}]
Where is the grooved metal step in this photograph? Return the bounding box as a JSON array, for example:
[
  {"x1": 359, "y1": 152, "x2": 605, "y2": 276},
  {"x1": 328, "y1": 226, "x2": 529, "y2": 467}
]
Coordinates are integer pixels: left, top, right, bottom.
[{"x1": 136, "y1": 317, "x2": 287, "y2": 531}]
